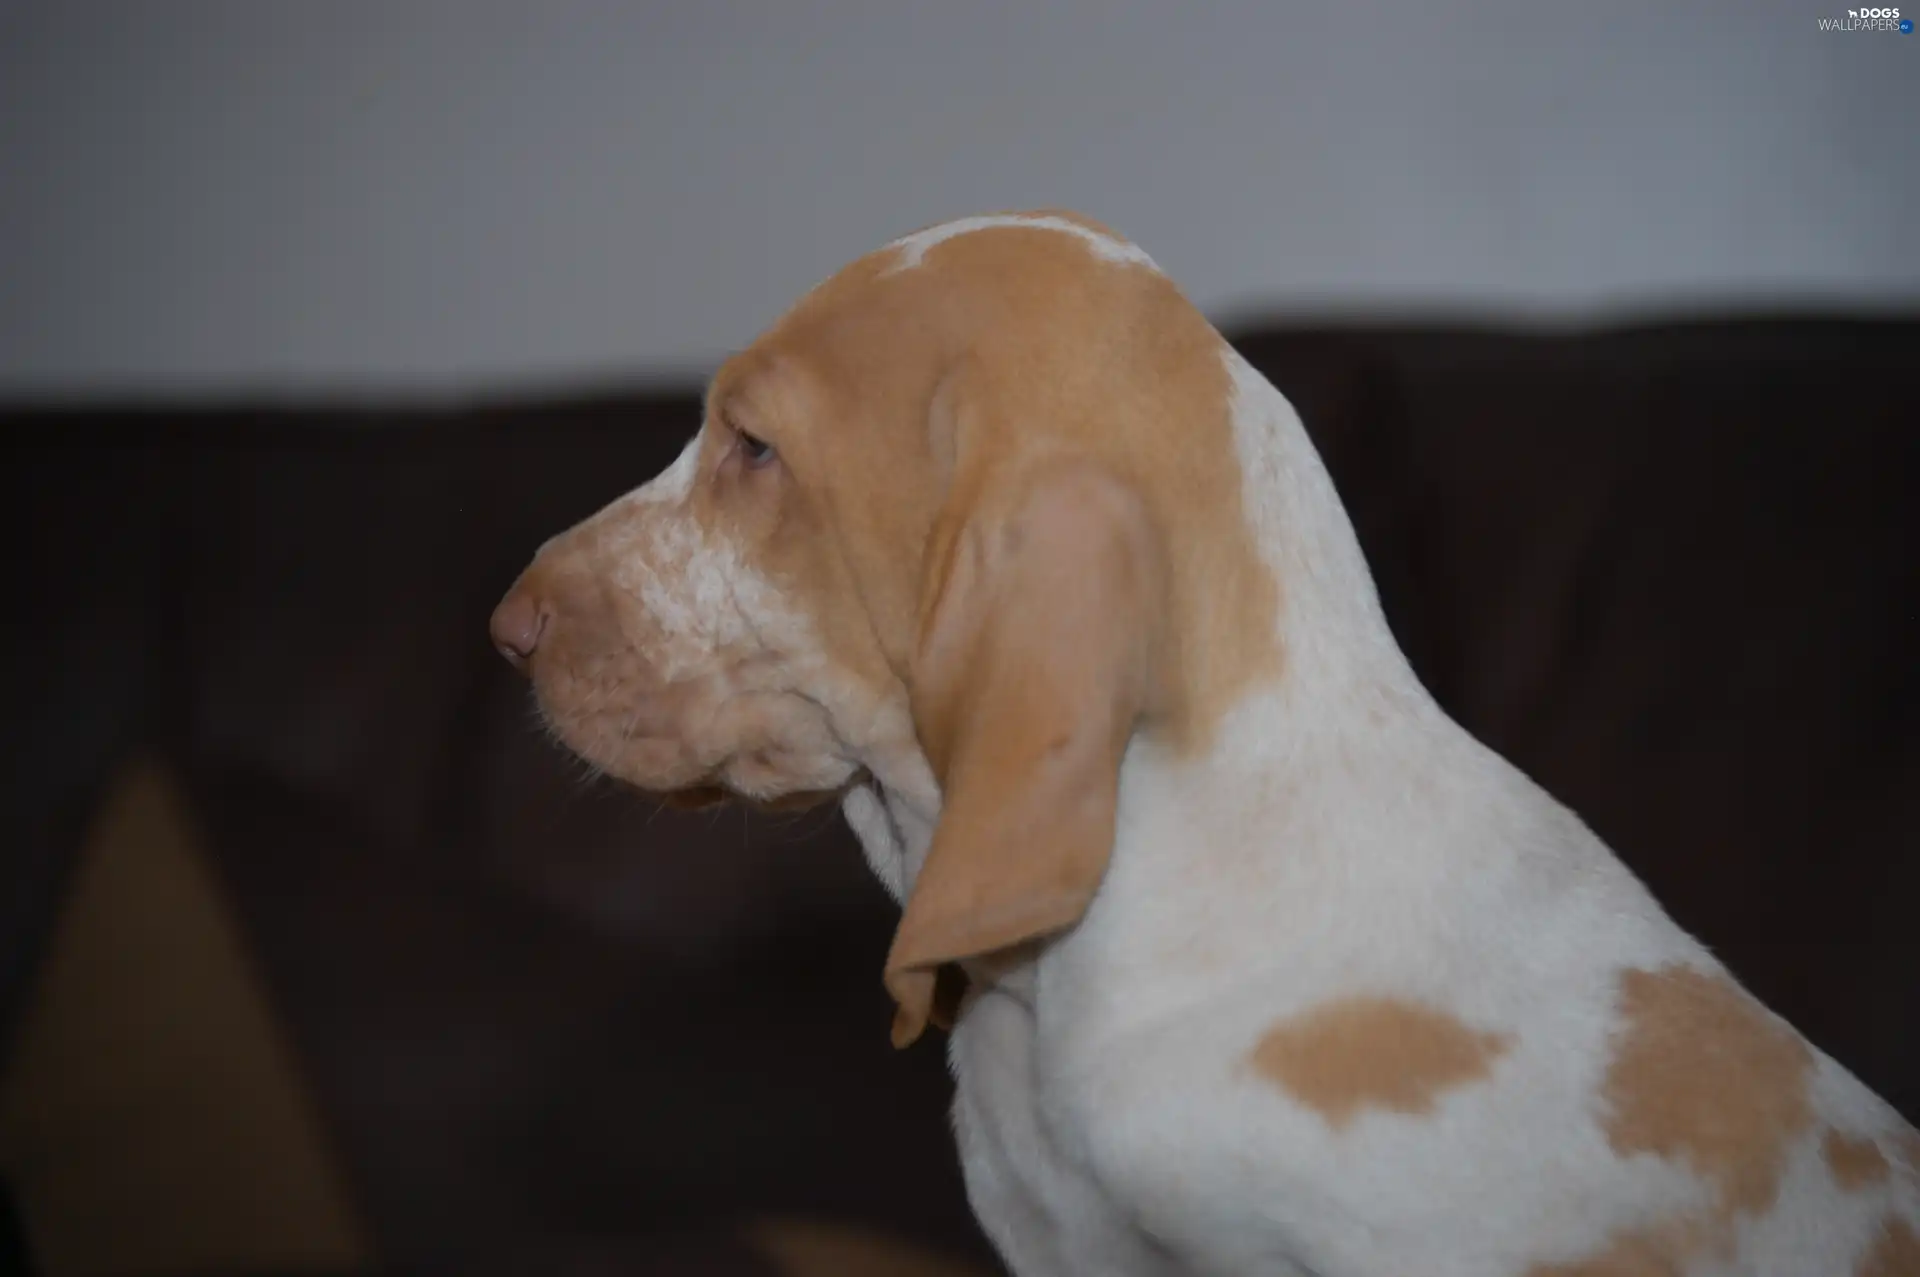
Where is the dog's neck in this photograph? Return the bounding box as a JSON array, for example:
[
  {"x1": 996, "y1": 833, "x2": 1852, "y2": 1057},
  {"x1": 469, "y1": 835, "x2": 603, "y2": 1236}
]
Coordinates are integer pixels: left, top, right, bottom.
[
  {"x1": 843, "y1": 351, "x2": 1438, "y2": 916},
  {"x1": 1218, "y1": 346, "x2": 1426, "y2": 720}
]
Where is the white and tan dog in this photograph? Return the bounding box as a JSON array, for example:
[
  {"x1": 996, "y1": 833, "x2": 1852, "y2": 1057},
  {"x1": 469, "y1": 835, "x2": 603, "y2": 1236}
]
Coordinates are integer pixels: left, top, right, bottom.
[{"x1": 491, "y1": 211, "x2": 1920, "y2": 1276}]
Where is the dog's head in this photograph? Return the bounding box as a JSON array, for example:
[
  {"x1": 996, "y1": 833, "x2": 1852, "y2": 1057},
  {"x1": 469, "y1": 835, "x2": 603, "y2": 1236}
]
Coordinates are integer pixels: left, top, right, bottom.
[{"x1": 493, "y1": 211, "x2": 1281, "y2": 1040}]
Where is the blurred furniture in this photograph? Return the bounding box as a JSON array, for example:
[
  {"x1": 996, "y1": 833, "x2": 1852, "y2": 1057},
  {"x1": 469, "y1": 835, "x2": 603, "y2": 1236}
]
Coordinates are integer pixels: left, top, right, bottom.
[
  {"x1": 3, "y1": 317, "x2": 1915, "y2": 1275},
  {"x1": 0, "y1": 760, "x2": 369, "y2": 1277}
]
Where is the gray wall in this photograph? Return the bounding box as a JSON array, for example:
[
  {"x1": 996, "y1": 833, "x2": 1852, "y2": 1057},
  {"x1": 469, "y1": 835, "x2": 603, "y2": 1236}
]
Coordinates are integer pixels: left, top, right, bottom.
[{"x1": 3, "y1": 0, "x2": 1915, "y2": 397}]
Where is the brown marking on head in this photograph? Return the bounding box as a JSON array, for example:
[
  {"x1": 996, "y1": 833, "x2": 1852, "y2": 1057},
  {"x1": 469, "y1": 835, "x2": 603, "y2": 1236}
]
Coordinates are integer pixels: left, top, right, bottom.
[
  {"x1": 1826, "y1": 1129, "x2": 1894, "y2": 1191},
  {"x1": 493, "y1": 211, "x2": 1285, "y2": 1043},
  {"x1": 732, "y1": 208, "x2": 1283, "y2": 750},
  {"x1": 1858, "y1": 1216, "x2": 1920, "y2": 1277},
  {"x1": 1249, "y1": 996, "x2": 1511, "y2": 1129},
  {"x1": 1599, "y1": 964, "x2": 1813, "y2": 1222}
]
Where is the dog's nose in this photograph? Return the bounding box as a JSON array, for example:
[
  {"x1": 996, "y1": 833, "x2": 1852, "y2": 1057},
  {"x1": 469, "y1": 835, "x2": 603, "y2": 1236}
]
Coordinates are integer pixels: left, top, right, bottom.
[{"x1": 490, "y1": 587, "x2": 548, "y2": 671}]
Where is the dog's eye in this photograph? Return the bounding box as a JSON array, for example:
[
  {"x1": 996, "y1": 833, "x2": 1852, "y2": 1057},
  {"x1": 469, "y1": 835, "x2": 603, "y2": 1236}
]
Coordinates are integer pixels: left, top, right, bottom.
[{"x1": 738, "y1": 430, "x2": 777, "y2": 469}]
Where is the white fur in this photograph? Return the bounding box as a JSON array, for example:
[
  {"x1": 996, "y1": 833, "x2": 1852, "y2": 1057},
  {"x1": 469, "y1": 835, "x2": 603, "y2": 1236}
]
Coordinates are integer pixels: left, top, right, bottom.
[
  {"x1": 584, "y1": 433, "x2": 809, "y2": 684},
  {"x1": 884, "y1": 213, "x2": 1159, "y2": 275},
  {"x1": 589, "y1": 431, "x2": 935, "y2": 801},
  {"x1": 833, "y1": 343, "x2": 1918, "y2": 1274}
]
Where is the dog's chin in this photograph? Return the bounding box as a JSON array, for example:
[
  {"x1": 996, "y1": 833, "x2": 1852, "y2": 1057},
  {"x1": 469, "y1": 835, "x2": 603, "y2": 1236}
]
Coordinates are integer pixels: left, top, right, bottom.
[
  {"x1": 652, "y1": 784, "x2": 731, "y2": 811},
  {"x1": 648, "y1": 782, "x2": 842, "y2": 814},
  {"x1": 562, "y1": 723, "x2": 853, "y2": 815}
]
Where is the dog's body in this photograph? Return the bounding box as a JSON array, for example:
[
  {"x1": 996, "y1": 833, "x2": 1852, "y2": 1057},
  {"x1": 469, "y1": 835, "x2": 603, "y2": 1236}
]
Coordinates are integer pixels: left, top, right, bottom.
[{"x1": 494, "y1": 212, "x2": 1920, "y2": 1275}]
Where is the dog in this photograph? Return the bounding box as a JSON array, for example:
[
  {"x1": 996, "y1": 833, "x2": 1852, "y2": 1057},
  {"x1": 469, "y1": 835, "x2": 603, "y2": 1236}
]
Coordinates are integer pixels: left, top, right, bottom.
[{"x1": 492, "y1": 210, "x2": 1920, "y2": 1276}]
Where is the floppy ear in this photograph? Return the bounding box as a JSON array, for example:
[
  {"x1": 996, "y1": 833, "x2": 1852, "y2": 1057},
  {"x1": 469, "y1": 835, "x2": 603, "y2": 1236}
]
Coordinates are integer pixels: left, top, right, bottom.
[{"x1": 883, "y1": 460, "x2": 1165, "y2": 1047}]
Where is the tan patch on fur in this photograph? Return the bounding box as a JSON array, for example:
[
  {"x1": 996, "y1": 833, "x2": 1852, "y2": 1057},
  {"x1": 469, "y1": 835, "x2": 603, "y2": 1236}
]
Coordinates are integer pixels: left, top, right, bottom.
[
  {"x1": 1826, "y1": 1129, "x2": 1894, "y2": 1190},
  {"x1": 1250, "y1": 996, "x2": 1510, "y2": 1129},
  {"x1": 1525, "y1": 1217, "x2": 1704, "y2": 1277},
  {"x1": 1601, "y1": 965, "x2": 1813, "y2": 1219},
  {"x1": 733, "y1": 207, "x2": 1284, "y2": 754},
  {"x1": 1530, "y1": 965, "x2": 1815, "y2": 1275},
  {"x1": 1858, "y1": 1216, "x2": 1920, "y2": 1277}
]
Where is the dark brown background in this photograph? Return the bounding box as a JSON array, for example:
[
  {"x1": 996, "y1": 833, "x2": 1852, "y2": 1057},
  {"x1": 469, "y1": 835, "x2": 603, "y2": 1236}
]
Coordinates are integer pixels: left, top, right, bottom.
[{"x1": 5, "y1": 316, "x2": 1917, "y2": 1274}]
